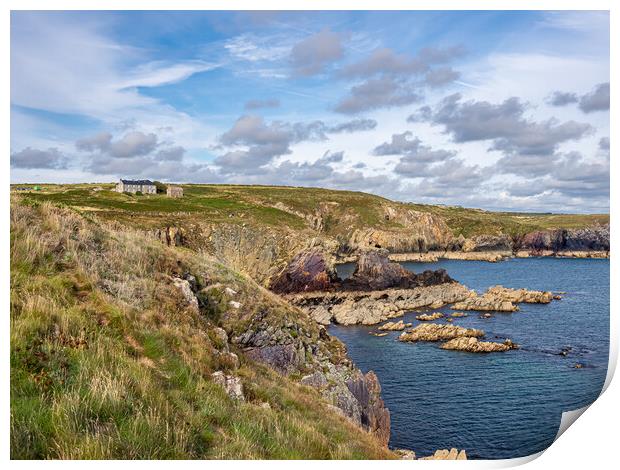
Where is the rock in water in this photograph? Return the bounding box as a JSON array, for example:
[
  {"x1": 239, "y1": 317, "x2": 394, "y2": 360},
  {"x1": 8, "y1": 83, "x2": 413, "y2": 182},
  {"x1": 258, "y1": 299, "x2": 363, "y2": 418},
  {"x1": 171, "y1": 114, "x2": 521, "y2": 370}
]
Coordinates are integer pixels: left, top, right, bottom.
[
  {"x1": 452, "y1": 285, "x2": 554, "y2": 312},
  {"x1": 343, "y1": 249, "x2": 454, "y2": 291},
  {"x1": 399, "y1": 323, "x2": 484, "y2": 342},
  {"x1": 420, "y1": 448, "x2": 467, "y2": 460},
  {"x1": 378, "y1": 320, "x2": 407, "y2": 331},
  {"x1": 416, "y1": 312, "x2": 444, "y2": 321},
  {"x1": 270, "y1": 248, "x2": 339, "y2": 294},
  {"x1": 393, "y1": 449, "x2": 416, "y2": 460},
  {"x1": 441, "y1": 337, "x2": 519, "y2": 353}
]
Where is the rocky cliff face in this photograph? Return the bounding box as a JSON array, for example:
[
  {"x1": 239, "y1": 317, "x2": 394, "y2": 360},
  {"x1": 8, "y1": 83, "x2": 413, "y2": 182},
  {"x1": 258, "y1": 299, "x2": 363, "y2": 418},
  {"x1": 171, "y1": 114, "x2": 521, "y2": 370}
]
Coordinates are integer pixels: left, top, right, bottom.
[
  {"x1": 347, "y1": 208, "x2": 454, "y2": 253},
  {"x1": 270, "y1": 248, "x2": 340, "y2": 294},
  {"x1": 520, "y1": 224, "x2": 610, "y2": 253}
]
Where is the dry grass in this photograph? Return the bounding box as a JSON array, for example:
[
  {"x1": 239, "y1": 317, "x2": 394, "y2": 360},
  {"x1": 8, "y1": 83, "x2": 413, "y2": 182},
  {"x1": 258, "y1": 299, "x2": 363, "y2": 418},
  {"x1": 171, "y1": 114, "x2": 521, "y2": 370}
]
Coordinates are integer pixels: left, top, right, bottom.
[{"x1": 10, "y1": 197, "x2": 394, "y2": 459}]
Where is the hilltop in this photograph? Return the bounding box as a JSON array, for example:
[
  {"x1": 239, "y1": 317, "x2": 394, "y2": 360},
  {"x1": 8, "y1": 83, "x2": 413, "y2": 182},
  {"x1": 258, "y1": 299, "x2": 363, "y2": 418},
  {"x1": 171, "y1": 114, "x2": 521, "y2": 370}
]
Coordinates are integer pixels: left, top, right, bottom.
[{"x1": 14, "y1": 183, "x2": 609, "y2": 284}]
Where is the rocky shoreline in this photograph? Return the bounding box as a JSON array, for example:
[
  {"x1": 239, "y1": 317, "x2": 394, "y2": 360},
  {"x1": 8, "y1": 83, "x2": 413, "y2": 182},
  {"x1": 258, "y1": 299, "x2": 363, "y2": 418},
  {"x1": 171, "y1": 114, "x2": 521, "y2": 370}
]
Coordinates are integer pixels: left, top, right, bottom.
[
  {"x1": 381, "y1": 249, "x2": 608, "y2": 264},
  {"x1": 287, "y1": 283, "x2": 472, "y2": 325}
]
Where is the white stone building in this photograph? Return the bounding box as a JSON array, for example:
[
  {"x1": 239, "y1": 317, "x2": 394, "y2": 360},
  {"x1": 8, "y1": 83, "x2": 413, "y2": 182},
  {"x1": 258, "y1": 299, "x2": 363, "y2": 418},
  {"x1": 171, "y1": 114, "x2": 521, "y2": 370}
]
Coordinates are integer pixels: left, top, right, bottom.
[{"x1": 115, "y1": 179, "x2": 156, "y2": 194}]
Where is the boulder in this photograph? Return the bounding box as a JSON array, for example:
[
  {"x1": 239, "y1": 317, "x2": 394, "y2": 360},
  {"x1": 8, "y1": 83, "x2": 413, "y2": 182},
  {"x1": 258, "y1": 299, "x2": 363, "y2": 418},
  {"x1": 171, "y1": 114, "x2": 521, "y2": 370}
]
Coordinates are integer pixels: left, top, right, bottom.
[
  {"x1": 172, "y1": 277, "x2": 199, "y2": 310},
  {"x1": 211, "y1": 371, "x2": 244, "y2": 400},
  {"x1": 399, "y1": 323, "x2": 484, "y2": 342}
]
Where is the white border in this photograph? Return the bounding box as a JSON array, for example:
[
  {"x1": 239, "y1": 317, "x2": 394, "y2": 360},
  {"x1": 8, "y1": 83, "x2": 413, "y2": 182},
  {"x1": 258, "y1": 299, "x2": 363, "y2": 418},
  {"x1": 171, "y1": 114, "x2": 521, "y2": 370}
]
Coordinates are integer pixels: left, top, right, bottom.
[{"x1": 2, "y1": 1, "x2": 616, "y2": 467}]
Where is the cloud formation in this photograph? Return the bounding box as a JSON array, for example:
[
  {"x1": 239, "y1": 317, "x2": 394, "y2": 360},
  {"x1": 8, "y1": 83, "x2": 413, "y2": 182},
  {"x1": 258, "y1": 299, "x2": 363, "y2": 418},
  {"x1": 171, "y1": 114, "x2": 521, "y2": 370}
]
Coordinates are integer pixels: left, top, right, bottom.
[
  {"x1": 76, "y1": 131, "x2": 158, "y2": 159},
  {"x1": 546, "y1": 91, "x2": 578, "y2": 106},
  {"x1": 10, "y1": 147, "x2": 67, "y2": 169},
  {"x1": 290, "y1": 29, "x2": 344, "y2": 76},
  {"x1": 579, "y1": 82, "x2": 610, "y2": 113},
  {"x1": 335, "y1": 77, "x2": 421, "y2": 114},
  {"x1": 547, "y1": 82, "x2": 609, "y2": 113},
  {"x1": 420, "y1": 93, "x2": 592, "y2": 155}
]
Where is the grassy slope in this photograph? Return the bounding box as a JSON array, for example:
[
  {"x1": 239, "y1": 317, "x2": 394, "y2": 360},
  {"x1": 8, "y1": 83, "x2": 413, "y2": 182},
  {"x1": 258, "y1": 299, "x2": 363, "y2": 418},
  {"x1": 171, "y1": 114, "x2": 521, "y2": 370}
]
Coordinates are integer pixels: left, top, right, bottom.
[
  {"x1": 10, "y1": 197, "x2": 394, "y2": 459},
  {"x1": 15, "y1": 183, "x2": 608, "y2": 239}
]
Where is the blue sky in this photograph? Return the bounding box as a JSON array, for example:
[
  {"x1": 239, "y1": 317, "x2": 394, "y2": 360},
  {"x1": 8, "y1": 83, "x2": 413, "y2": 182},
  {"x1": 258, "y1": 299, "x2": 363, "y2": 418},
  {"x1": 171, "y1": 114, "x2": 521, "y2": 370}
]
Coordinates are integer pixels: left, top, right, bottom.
[{"x1": 10, "y1": 10, "x2": 609, "y2": 212}]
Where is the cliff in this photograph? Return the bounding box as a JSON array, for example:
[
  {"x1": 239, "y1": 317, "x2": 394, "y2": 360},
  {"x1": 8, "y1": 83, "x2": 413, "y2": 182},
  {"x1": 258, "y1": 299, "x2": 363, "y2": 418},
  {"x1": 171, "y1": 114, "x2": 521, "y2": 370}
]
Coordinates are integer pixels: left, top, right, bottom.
[{"x1": 10, "y1": 196, "x2": 394, "y2": 459}]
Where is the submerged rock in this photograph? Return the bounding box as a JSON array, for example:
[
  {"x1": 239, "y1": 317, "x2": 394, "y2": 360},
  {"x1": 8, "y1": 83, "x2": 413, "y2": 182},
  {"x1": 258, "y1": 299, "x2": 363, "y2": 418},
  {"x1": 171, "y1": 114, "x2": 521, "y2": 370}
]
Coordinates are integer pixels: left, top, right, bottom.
[
  {"x1": 399, "y1": 323, "x2": 484, "y2": 343},
  {"x1": 441, "y1": 337, "x2": 519, "y2": 353}
]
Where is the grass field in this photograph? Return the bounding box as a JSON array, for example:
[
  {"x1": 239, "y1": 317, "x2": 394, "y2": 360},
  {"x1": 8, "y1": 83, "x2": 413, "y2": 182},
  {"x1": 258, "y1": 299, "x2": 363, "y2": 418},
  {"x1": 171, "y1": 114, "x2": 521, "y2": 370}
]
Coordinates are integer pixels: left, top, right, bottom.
[{"x1": 13, "y1": 183, "x2": 609, "y2": 238}]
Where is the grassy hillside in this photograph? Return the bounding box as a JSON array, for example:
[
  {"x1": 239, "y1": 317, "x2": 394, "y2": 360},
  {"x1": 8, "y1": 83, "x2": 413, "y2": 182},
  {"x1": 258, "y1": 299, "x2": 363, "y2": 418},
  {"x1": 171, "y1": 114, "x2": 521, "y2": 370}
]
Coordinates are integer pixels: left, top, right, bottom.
[
  {"x1": 14, "y1": 183, "x2": 608, "y2": 239},
  {"x1": 10, "y1": 196, "x2": 394, "y2": 459}
]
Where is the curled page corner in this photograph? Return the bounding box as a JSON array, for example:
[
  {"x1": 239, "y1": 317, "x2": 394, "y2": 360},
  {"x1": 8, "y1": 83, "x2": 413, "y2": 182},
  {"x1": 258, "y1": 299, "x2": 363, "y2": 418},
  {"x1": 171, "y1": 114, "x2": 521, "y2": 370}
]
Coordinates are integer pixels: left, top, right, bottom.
[{"x1": 554, "y1": 405, "x2": 591, "y2": 442}]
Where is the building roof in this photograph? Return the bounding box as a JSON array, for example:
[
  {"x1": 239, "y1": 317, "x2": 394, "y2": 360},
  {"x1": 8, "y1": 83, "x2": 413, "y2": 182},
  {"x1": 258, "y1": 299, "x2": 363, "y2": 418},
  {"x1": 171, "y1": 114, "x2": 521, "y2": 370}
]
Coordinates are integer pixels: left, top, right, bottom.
[{"x1": 120, "y1": 179, "x2": 155, "y2": 185}]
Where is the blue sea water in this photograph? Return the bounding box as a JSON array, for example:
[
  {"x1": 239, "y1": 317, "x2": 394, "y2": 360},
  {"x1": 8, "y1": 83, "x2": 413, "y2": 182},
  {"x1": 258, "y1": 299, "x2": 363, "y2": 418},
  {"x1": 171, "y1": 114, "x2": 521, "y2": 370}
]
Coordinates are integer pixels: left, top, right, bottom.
[{"x1": 330, "y1": 258, "x2": 610, "y2": 459}]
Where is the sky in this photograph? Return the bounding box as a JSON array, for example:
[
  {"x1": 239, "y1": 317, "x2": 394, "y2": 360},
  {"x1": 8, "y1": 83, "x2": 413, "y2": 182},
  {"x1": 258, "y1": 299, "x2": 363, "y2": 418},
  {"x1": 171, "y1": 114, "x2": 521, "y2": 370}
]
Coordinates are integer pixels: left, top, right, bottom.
[{"x1": 10, "y1": 10, "x2": 610, "y2": 213}]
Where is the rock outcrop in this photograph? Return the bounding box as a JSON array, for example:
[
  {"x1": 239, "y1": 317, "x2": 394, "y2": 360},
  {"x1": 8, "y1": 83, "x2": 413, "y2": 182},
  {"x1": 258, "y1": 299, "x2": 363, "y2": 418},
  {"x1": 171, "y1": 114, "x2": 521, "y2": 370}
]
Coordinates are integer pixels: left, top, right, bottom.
[
  {"x1": 347, "y1": 209, "x2": 454, "y2": 253},
  {"x1": 378, "y1": 320, "x2": 409, "y2": 331},
  {"x1": 270, "y1": 248, "x2": 339, "y2": 294},
  {"x1": 420, "y1": 448, "x2": 467, "y2": 460},
  {"x1": 288, "y1": 283, "x2": 471, "y2": 325},
  {"x1": 441, "y1": 337, "x2": 519, "y2": 353},
  {"x1": 462, "y1": 234, "x2": 512, "y2": 253},
  {"x1": 228, "y1": 306, "x2": 391, "y2": 444},
  {"x1": 211, "y1": 371, "x2": 244, "y2": 400},
  {"x1": 521, "y1": 224, "x2": 609, "y2": 254},
  {"x1": 152, "y1": 226, "x2": 186, "y2": 247},
  {"x1": 342, "y1": 250, "x2": 454, "y2": 291},
  {"x1": 398, "y1": 323, "x2": 484, "y2": 343},
  {"x1": 416, "y1": 312, "x2": 444, "y2": 321},
  {"x1": 452, "y1": 285, "x2": 554, "y2": 312}
]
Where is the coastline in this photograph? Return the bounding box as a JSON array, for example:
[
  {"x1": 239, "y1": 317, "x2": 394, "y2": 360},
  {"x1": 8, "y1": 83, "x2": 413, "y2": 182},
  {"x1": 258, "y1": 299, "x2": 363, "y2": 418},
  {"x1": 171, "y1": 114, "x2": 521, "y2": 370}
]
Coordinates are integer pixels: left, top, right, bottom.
[{"x1": 337, "y1": 250, "x2": 610, "y2": 264}]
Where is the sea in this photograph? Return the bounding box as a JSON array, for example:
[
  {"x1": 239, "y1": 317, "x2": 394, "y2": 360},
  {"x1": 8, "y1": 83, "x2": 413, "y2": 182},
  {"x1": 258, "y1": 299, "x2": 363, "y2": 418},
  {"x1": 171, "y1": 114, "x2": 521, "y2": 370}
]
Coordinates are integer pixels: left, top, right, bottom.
[{"x1": 331, "y1": 257, "x2": 610, "y2": 459}]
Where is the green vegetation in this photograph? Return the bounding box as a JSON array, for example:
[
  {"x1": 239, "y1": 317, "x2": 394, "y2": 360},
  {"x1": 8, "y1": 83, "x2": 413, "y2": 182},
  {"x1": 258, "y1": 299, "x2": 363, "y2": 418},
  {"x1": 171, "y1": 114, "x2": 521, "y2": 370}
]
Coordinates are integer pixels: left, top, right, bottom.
[
  {"x1": 404, "y1": 203, "x2": 609, "y2": 238},
  {"x1": 10, "y1": 197, "x2": 394, "y2": 459},
  {"x1": 13, "y1": 183, "x2": 607, "y2": 239}
]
